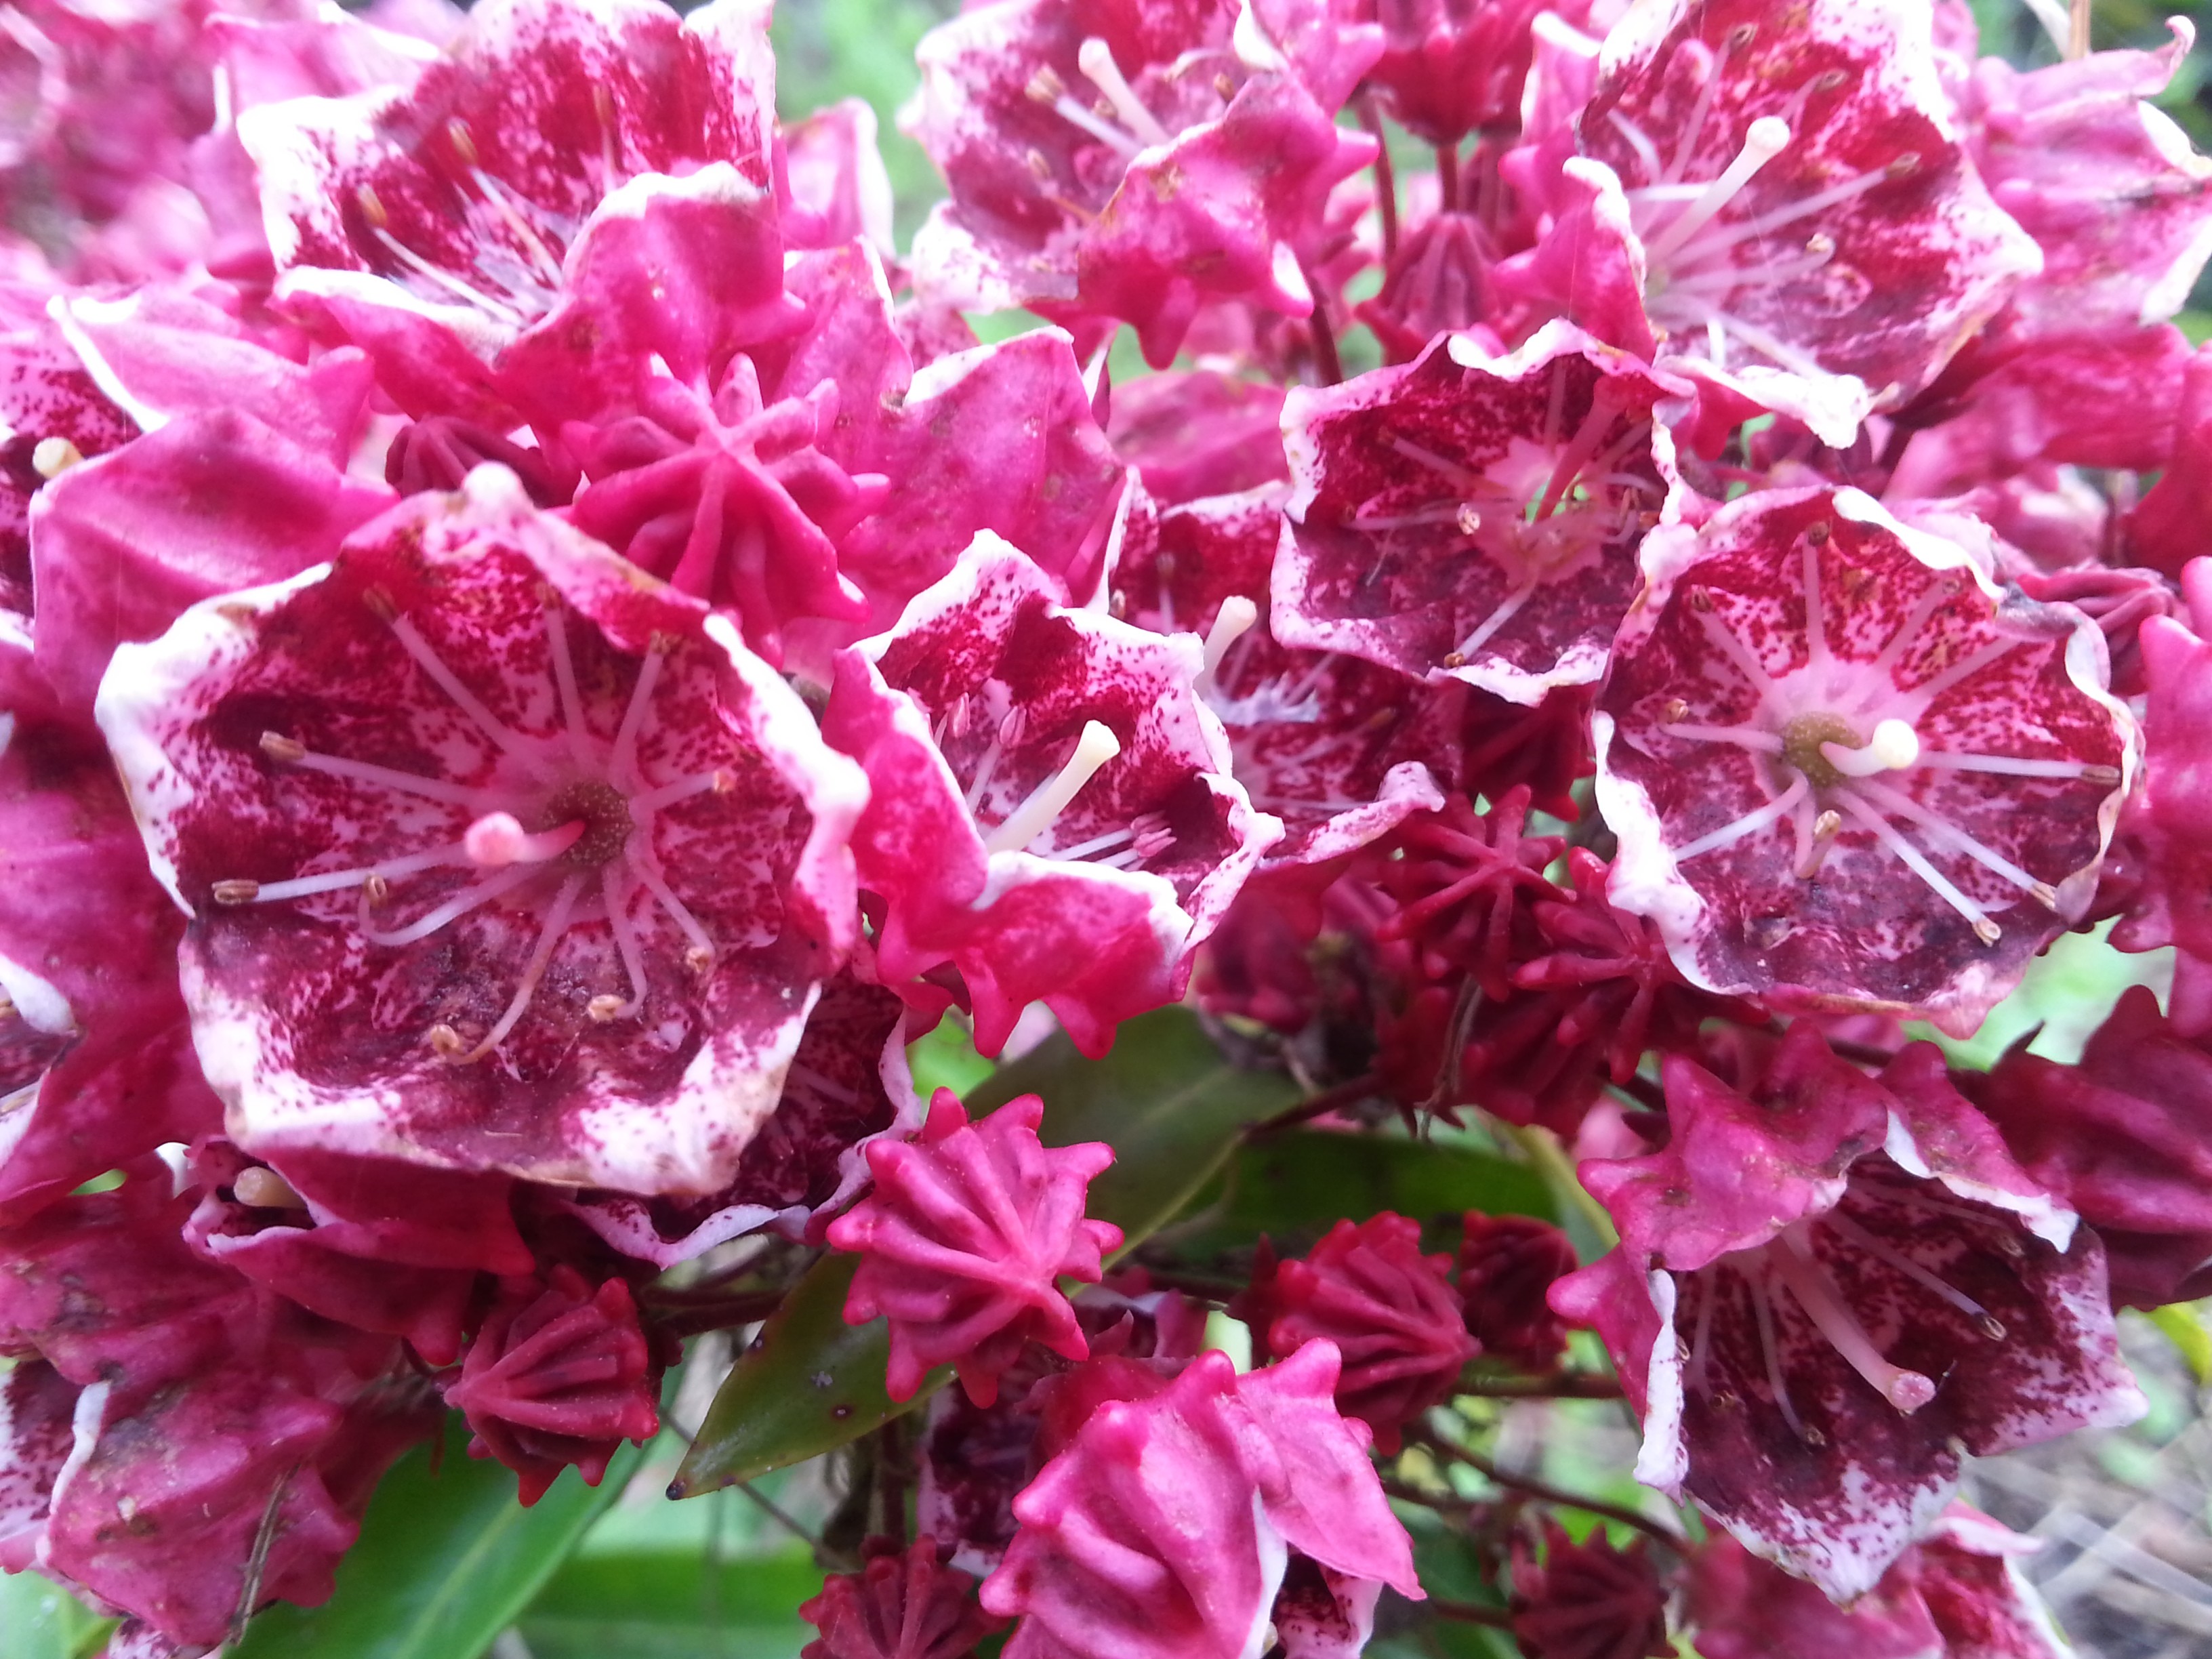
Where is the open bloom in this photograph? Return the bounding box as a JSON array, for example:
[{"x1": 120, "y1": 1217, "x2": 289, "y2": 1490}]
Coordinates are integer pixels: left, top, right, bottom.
[
  {"x1": 1552, "y1": 1027, "x2": 2142, "y2": 1600},
  {"x1": 1597, "y1": 486, "x2": 2134, "y2": 1037},
  {"x1": 95, "y1": 466, "x2": 866, "y2": 1195}
]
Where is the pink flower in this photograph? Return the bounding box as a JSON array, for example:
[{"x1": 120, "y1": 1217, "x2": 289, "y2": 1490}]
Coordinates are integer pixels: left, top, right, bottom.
[
  {"x1": 1277, "y1": 322, "x2": 1688, "y2": 708},
  {"x1": 1685, "y1": 1502, "x2": 2070, "y2": 1659},
  {"x1": 1552, "y1": 1026, "x2": 2142, "y2": 1600},
  {"x1": 829, "y1": 1090, "x2": 1121, "y2": 1408},
  {"x1": 1597, "y1": 487, "x2": 2134, "y2": 1038},
  {"x1": 1496, "y1": 0, "x2": 2040, "y2": 447},
  {"x1": 904, "y1": 0, "x2": 1379, "y2": 364},
  {"x1": 1363, "y1": 0, "x2": 1568, "y2": 146},
  {"x1": 823, "y1": 533, "x2": 1278, "y2": 1056},
  {"x1": 1236, "y1": 1213, "x2": 1474, "y2": 1454},
  {"x1": 94, "y1": 466, "x2": 867, "y2": 1195},
  {"x1": 980, "y1": 1343, "x2": 1421, "y2": 1659},
  {"x1": 443, "y1": 1265, "x2": 662, "y2": 1504},
  {"x1": 800, "y1": 1536, "x2": 1005, "y2": 1659}
]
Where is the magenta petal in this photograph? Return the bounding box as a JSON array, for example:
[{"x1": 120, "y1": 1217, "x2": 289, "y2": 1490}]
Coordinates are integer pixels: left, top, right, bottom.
[{"x1": 94, "y1": 466, "x2": 866, "y2": 1195}]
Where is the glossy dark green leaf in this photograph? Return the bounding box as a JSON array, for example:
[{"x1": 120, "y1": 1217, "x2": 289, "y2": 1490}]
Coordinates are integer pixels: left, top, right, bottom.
[
  {"x1": 967, "y1": 1005, "x2": 1303, "y2": 1254},
  {"x1": 676, "y1": 1007, "x2": 1299, "y2": 1493},
  {"x1": 227, "y1": 1421, "x2": 644, "y2": 1659},
  {"x1": 514, "y1": 1547, "x2": 820, "y2": 1659},
  {"x1": 671, "y1": 1252, "x2": 944, "y2": 1496},
  {"x1": 1160, "y1": 1130, "x2": 1556, "y2": 1263}
]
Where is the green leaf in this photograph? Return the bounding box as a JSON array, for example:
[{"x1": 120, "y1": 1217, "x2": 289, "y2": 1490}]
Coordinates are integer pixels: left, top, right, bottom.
[
  {"x1": 2148, "y1": 1303, "x2": 2212, "y2": 1385},
  {"x1": 0, "y1": 1572, "x2": 112, "y2": 1659},
  {"x1": 514, "y1": 1547, "x2": 821, "y2": 1659},
  {"x1": 227, "y1": 1421, "x2": 645, "y2": 1659},
  {"x1": 1160, "y1": 1129, "x2": 1555, "y2": 1263},
  {"x1": 967, "y1": 1005, "x2": 1303, "y2": 1255},
  {"x1": 676, "y1": 1006, "x2": 1299, "y2": 1494},
  {"x1": 672, "y1": 1252, "x2": 943, "y2": 1496}
]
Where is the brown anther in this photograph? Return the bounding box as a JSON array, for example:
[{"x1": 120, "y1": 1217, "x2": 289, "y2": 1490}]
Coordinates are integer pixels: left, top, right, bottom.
[
  {"x1": 1025, "y1": 66, "x2": 1065, "y2": 104},
  {"x1": 361, "y1": 587, "x2": 398, "y2": 622},
  {"x1": 1804, "y1": 520, "x2": 1830, "y2": 546},
  {"x1": 1801, "y1": 1424, "x2": 1828, "y2": 1447},
  {"x1": 1025, "y1": 148, "x2": 1052, "y2": 180},
  {"x1": 2029, "y1": 880, "x2": 2058, "y2": 911},
  {"x1": 593, "y1": 85, "x2": 616, "y2": 129},
  {"x1": 1748, "y1": 915, "x2": 1793, "y2": 950},
  {"x1": 1663, "y1": 697, "x2": 1690, "y2": 723},
  {"x1": 587, "y1": 994, "x2": 626, "y2": 1023},
  {"x1": 1442, "y1": 651, "x2": 1468, "y2": 669},
  {"x1": 355, "y1": 184, "x2": 388, "y2": 229},
  {"x1": 428, "y1": 1023, "x2": 469, "y2": 1061},
  {"x1": 447, "y1": 119, "x2": 478, "y2": 167},
  {"x1": 1977, "y1": 1314, "x2": 2007, "y2": 1341},
  {"x1": 1971, "y1": 917, "x2": 2003, "y2": 946},
  {"x1": 684, "y1": 944, "x2": 714, "y2": 975},
  {"x1": 648, "y1": 630, "x2": 680, "y2": 655},
  {"x1": 1723, "y1": 22, "x2": 1757, "y2": 49},
  {"x1": 1213, "y1": 71, "x2": 1235, "y2": 98},
  {"x1": 363, "y1": 872, "x2": 391, "y2": 905},
  {"x1": 211, "y1": 879, "x2": 261, "y2": 905},
  {"x1": 711, "y1": 769, "x2": 735, "y2": 794},
  {"x1": 1108, "y1": 591, "x2": 1127, "y2": 619},
  {"x1": 2083, "y1": 764, "x2": 2122, "y2": 786},
  {"x1": 1364, "y1": 707, "x2": 1397, "y2": 730},
  {"x1": 537, "y1": 581, "x2": 561, "y2": 609},
  {"x1": 1456, "y1": 504, "x2": 1483, "y2": 536},
  {"x1": 1688, "y1": 587, "x2": 1714, "y2": 613},
  {"x1": 259, "y1": 732, "x2": 307, "y2": 764},
  {"x1": 1811, "y1": 68, "x2": 1849, "y2": 93},
  {"x1": 1806, "y1": 232, "x2": 1836, "y2": 257},
  {"x1": 1091, "y1": 97, "x2": 1117, "y2": 121},
  {"x1": 1887, "y1": 152, "x2": 1921, "y2": 178},
  {"x1": 1795, "y1": 809, "x2": 1843, "y2": 880}
]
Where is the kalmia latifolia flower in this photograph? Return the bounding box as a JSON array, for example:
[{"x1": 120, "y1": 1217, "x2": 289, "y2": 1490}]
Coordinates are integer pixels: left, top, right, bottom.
[
  {"x1": 1597, "y1": 487, "x2": 2133, "y2": 1036},
  {"x1": 1235, "y1": 1213, "x2": 1474, "y2": 1454},
  {"x1": 823, "y1": 531, "x2": 1279, "y2": 1056},
  {"x1": 443, "y1": 1265, "x2": 662, "y2": 1504},
  {"x1": 1552, "y1": 1025, "x2": 2142, "y2": 1599},
  {"x1": 830, "y1": 1089, "x2": 1122, "y2": 1407},
  {"x1": 981, "y1": 1343, "x2": 1421, "y2": 1659},
  {"x1": 1278, "y1": 322, "x2": 1686, "y2": 707},
  {"x1": 94, "y1": 466, "x2": 867, "y2": 1195},
  {"x1": 801, "y1": 1536, "x2": 1005, "y2": 1659}
]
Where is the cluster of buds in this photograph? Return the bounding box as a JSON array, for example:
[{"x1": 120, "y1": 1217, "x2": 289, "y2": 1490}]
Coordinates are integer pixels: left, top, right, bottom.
[{"x1": 0, "y1": 0, "x2": 2206, "y2": 1654}]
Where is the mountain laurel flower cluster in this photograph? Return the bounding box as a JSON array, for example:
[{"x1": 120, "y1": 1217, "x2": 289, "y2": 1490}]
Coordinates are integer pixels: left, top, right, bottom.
[{"x1": 1, "y1": 0, "x2": 2209, "y2": 1653}]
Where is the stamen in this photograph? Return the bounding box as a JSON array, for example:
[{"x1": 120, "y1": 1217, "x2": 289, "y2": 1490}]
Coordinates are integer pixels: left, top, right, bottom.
[
  {"x1": 1794, "y1": 808, "x2": 1843, "y2": 880},
  {"x1": 1800, "y1": 523, "x2": 1830, "y2": 678},
  {"x1": 1898, "y1": 636, "x2": 2020, "y2": 708},
  {"x1": 1076, "y1": 38, "x2": 1172, "y2": 146},
  {"x1": 1821, "y1": 717, "x2": 1919, "y2": 777},
  {"x1": 1607, "y1": 108, "x2": 1664, "y2": 186},
  {"x1": 1200, "y1": 596, "x2": 1259, "y2": 677},
  {"x1": 1820, "y1": 1209, "x2": 2007, "y2": 1340},
  {"x1": 1029, "y1": 62, "x2": 1142, "y2": 156},
  {"x1": 544, "y1": 601, "x2": 592, "y2": 766},
  {"x1": 1535, "y1": 390, "x2": 1620, "y2": 518},
  {"x1": 364, "y1": 219, "x2": 527, "y2": 328},
  {"x1": 464, "y1": 812, "x2": 585, "y2": 868},
  {"x1": 1660, "y1": 719, "x2": 1785, "y2": 754},
  {"x1": 984, "y1": 720, "x2": 1122, "y2": 855},
  {"x1": 469, "y1": 166, "x2": 565, "y2": 288},
  {"x1": 1388, "y1": 434, "x2": 1482, "y2": 491},
  {"x1": 1770, "y1": 1229, "x2": 1938, "y2": 1413},
  {"x1": 610, "y1": 636, "x2": 670, "y2": 781},
  {"x1": 1692, "y1": 603, "x2": 1778, "y2": 695},
  {"x1": 234, "y1": 842, "x2": 469, "y2": 904},
  {"x1": 1452, "y1": 582, "x2": 1538, "y2": 662},
  {"x1": 634, "y1": 861, "x2": 716, "y2": 973},
  {"x1": 1837, "y1": 794, "x2": 2001, "y2": 944},
  {"x1": 360, "y1": 861, "x2": 542, "y2": 949},
  {"x1": 1910, "y1": 751, "x2": 2121, "y2": 783},
  {"x1": 1642, "y1": 116, "x2": 1791, "y2": 268},
  {"x1": 630, "y1": 768, "x2": 734, "y2": 814},
  {"x1": 1748, "y1": 1265, "x2": 1822, "y2": 1444},
  {"x1": 385, "y1": 614, "x2": 531, "y2": 756},
  {"x1": 232, "y1": 1167, "x2": 306, "y2": 1209},
  {"x1": 445, "y1": 874, "x2": 585, "y2": 1064},
  {"x1": 1674, "y1": 775, "x2": 1808, "y2": 861},
  {"x1": 594, "y1": 863, "x2": 650, "y2": 1022},
  {"x1": 1049, "y1": 826, "x2": 1135, "y2": 862},
  {"x1": 1852, "y1": 777, "x2": 2057, "y2": 908},
  {"x1": 1866, "y1": 585, "x2": 1950, "y2": 682},
  {"x1": 264, "y1": 736, "x2": 497, "y2": 810}
]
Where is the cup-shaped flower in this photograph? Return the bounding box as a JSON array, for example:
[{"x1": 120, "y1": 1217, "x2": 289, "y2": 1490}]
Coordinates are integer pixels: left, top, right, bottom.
[
  {"x1": 94, "y1": 465, "x2": 867, "y2": 1195},
  {"x1": 830, "y1": 1090, "x2": 1121, "y2": 1407},
  {"x1": 1597, "y1": 487, "x2": 2134, "y2": 1037}
]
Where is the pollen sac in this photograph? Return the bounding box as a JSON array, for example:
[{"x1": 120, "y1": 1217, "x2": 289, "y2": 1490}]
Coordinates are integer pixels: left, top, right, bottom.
[
  {"x1": 92, "y1": 467, "x2": 867, "y2": 1197},
  {"x1": 1278, "y1": 322, "x2": 1689, "y2": 708},
  {"x1": 1596, "y1": 486, "x2": 2136, "y2": 1038},
  {"x1": 827, "y1": 1089, "x2": 1122, "y2": 1408}
]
